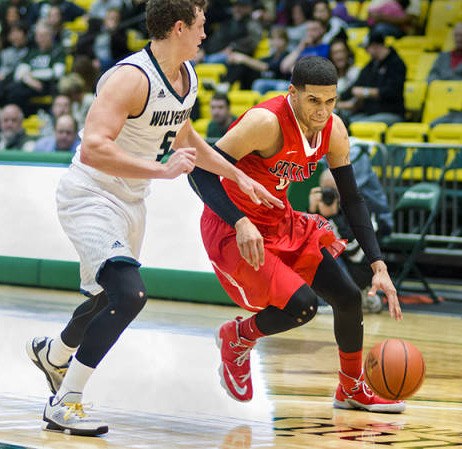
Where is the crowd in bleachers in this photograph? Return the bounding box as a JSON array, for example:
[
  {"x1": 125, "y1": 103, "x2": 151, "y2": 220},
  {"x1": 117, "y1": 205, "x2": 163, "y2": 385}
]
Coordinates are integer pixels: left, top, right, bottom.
[{"x1": 1, "y1": 0, "x2": 462, "y2": 152}]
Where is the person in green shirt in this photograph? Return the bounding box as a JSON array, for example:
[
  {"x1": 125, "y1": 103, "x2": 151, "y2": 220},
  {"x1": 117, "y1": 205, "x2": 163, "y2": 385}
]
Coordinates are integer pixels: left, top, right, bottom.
[{"x1": 206, "y1": 92, "x2": 236, "y2": 144}]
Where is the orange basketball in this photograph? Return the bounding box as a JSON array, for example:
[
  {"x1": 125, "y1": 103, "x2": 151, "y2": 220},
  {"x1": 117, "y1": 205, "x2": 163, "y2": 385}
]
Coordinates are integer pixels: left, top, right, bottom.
[{"x1": 364, "y1": 339, "x2": 425, "y2": 400}]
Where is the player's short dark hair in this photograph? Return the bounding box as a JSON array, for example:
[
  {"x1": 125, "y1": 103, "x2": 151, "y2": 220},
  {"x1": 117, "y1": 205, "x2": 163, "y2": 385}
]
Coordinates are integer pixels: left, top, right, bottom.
[
  {"x1": 291, "y1": 56, "x2": 338, "y2": 88},
  {"x1": 211, "y1": 92, "x2": 230, "y2": 106},
  {"x1": 146, "y1": 0, "x2": 208, "y2": 40}
]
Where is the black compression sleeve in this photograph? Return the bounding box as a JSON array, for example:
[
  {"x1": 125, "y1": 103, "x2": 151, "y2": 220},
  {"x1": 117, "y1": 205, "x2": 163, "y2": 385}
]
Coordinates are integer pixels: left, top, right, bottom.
[
  {"x1": 187, "y1": 145, "x2": 245, "y2": 227},
  {"x1": 331, "y1": 165, "x2": 383, "y2": 263}
]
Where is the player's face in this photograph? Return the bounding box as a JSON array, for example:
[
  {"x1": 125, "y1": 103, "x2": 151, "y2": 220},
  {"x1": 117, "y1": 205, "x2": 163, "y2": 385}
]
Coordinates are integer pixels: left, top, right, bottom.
[
  {"x1": 182, "y1": 7, "x2": 206, "y2": 60},
  {"x1": 290, "y1": 84, "x2": 337, "y2": 133}
]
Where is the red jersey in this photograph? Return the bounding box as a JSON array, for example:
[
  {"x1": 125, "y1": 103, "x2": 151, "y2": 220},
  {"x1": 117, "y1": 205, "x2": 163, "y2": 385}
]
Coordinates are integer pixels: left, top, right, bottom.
[{"x1": 221, "y1": 95, "x2": 333, "y2": 227}]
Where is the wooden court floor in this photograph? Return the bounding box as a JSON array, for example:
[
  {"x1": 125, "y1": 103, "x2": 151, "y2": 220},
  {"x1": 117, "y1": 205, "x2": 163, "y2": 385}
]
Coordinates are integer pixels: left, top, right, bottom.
[{"x1": 0, "y1": 284, "x2": 461, "y2": 449}]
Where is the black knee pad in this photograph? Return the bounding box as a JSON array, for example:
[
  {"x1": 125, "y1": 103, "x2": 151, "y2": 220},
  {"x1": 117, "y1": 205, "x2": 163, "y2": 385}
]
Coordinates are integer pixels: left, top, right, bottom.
[
  {"x1": 283, "y1": 284, "x2": 318, "y2": 325},
  {"x1": 98, "y1": 260, "x2": 147, "y2": 321}
]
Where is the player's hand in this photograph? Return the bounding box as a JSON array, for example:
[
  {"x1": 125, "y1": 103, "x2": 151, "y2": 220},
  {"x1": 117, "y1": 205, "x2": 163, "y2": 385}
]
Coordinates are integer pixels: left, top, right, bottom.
[
  {"x1": 235, "y1": 171, "x2": 284, "y2": 210},
  {"x1": 161, "y1": 147, "x2": 196, "y2": 179},
  {"x1": 235, "y1": 217, "x2": 264, "y2": 270},
  {"x1": 370, "y1": 260, "x2": 403, "y2": 321}
]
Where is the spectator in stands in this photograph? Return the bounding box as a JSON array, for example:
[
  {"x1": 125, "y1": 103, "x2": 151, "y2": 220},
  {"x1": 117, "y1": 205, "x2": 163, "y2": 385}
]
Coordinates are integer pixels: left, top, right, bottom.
[
  {"x1": 0, "y1": 4, "x2": 21, "y2": 48},
  {"x1": 336, "y1": 29, "x2": 406, "y2": 126},
  {"x1": 206, "y1": 92, "x2": 236, "y2": 144},
  {"x1": 37, "y1": 93, "x2": 71, "y2": 137},
  {"x1": 428, "y1": 23, "x2": 462, "y2": 128},
  {"x1": 29, "y1": 0, "x2": 86, "y2": 25},
  {"x1": 0, "y1": 103, "x2": 35, "y2": 151},
  {"x1": 0, "y1": 0, "x2": 33, "y2": 27},
  {"x1": 45, "y1": 5, "x2": 74, "y2": 50},
  {"x1": 195, "y1": 0, "x2": 263, "y2": 64},
  {"x1": 58, "y1": 72, "x2": 93, "y2": 130},
  {"x1": 329, "y1": 37, "x2": 360, "y2": 97},
  {"x1": 367, "y1": 0, "x2": 420, "y2": 38},
  {"x1": 308, "y1": 166, "x2": 385, "y2": 314},
  {"x1": 428, "y1": 22, "x2": 462, "y2": 83},
  {"x1": 34, "y1": 113, "x2": 79, "y2": 152},
  {"x1": 71, "y1": 54, "x2": 100, "y2": 93},
  {"x1": 311, "y1": 0, "x2": 348, "y2": 44},
  {"x1": 279, "y1": 0, "x2": 311, "y2": 51},
  {"x1": 120, "y1": 0, "x2": 148, "y2": 37},
  {"x1": 331, "y1": 0, "x2": 361, "y2": 25},
  {"x1": 280, "y1": 18, "x2": 329, "y2": 75},
  {"x1": 88, "y1": 0, "x2": 124, "y2": 22},
  {"x1": 0, "y1": 21, "x2": 29, "y2": 107},
  {"x1": 221, "y1": 24, "x2": 291, "y2": 92},
  {"x1": 75, "y1": 8, "x2": 130, "y2": 74},
  {"x1": 7, "y1": 20, "x2": 66, "y2": 116}
]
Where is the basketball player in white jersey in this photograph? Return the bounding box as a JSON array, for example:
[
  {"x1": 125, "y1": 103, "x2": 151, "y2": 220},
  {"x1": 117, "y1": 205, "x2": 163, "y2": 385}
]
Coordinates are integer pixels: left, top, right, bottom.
[{"x1": 25, "y1": 0, "x2": 283, "y2": 436}]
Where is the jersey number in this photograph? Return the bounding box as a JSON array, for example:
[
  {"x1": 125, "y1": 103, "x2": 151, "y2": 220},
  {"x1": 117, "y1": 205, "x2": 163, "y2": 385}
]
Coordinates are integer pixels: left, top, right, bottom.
[{"x1": 157, "y1": 130, "x2": 177, "y2": 162}]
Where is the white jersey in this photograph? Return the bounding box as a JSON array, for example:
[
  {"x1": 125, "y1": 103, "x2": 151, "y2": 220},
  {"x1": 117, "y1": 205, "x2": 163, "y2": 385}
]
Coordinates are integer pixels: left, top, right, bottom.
[{"x1": 70, "y1": 45, "x2": 198, "y2": 201}]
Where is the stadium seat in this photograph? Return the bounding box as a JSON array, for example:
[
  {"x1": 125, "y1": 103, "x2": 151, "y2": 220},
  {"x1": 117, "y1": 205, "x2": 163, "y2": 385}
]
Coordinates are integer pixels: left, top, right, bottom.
[
  {"x1": 346, "y1": 27, "x2": 369, "y2": 49},
  {"x1": 422, "y1": 80, "x2": 462, "y2": 124},
  {"x1": 192, "y1": 118, "x2": 210, "y2": 138},
  {"x1": 127, "y1": 30, "x2": 149, "y2": 52},
  {"x1": 413, "y1": 52, "x2": 438, "y2": 82},
  {"x1": 345, "y1": 1, "x2": 361, "y2": 17},
  {"x1": 385, "y1": 122, "x2": 429, "y2": 144},
  {"x1": 381, "y1": 182, "x2": 442, "y2": 302},
  {"x1": 428, "y1": 124, "x2": 462, "y2": 145},
  {"x1": 404, "y1": 80, "x2": 427, "y2": 121},
  {"x1": 195, "y1": 64, "x2": 227, "y2": 85},
  {"x1": 253, "y1": 37, "x2": 271, "y2": 59},
  {"x1": 227, "y1": 90, "x2": 261, "y2": 116},
  {"x1": 23, "y1": 114, "x2": 43, "y2": 137},
  {"x1": 393, "y1": 35, "x2": 436, "y2": 53},
  {"x1": 63, "y1": 16, "x2": 88, "y2": 33},
  {"x1": 349, "y1": 121, "x2": 387, "y2": 142},
  {"x1": 399, "y1": 145, "x2": 449, "y2": 182},
  {"x1": 260, "y1": 90, "x2": 286, "y2": 102},
  {"x1": 197, "y1": 89, "x2": 214, "y2": 119},
  {"x1": 397, "y1": 49, "x2": 425, "y2": 81},
  {"x1": 425, "y1": 0, "x2": 462, "y2": 48}
]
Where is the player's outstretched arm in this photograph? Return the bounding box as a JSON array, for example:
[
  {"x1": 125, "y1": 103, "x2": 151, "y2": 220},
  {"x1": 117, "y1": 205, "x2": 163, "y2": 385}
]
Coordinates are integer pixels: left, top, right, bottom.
[
  {"x1": 175, "y1": 119, "x2": 284, "y2": 210},
  {"x1": 327, "y1": 115, "x2": 402, "y2": 321}
]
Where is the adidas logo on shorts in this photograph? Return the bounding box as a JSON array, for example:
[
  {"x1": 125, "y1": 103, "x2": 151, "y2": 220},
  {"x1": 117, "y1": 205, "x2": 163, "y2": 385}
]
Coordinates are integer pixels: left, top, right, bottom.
[{"x1": 111, "y1": 241, "x2": 124, "y2": 249}]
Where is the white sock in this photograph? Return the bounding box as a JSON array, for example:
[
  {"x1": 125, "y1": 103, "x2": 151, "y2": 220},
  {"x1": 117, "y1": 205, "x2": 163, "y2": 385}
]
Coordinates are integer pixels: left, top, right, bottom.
[
  {"x1": 48, "y1": 335, "x2": 77, "y2": 367},
  {"x1": 55, "y1": 357, "x2": 94, "y2": 402}
]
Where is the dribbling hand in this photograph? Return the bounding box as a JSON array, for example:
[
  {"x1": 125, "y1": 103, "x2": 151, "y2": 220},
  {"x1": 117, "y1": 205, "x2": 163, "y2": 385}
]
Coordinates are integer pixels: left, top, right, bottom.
[{"x1": 162, "y1": 147, "x2": 196, "y2": 179}]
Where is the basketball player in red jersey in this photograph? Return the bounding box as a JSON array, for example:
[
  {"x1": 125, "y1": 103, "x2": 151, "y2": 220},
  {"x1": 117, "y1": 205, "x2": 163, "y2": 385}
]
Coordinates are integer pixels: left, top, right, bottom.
[{"x1": 189, "y1": 56, "x2": 405, "y2": 412}]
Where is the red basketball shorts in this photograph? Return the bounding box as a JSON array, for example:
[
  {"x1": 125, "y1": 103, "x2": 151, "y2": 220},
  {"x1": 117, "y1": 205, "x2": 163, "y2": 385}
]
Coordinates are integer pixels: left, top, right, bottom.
[{"x1": 200, "y1": 206, "x2": 345, "y2": 312}]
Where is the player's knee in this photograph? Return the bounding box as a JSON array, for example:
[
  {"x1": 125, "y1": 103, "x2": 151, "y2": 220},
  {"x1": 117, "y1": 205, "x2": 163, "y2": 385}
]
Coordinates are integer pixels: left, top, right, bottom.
[
  {"x1": 98, "y1": 260, "x2": 147, "y2": 320},
  {"x1": 335, "y1": 284, "x2": 362, "y2": 311},
  {"x1": 284, "y1": 284, "x2": 318, "y2": 325}
]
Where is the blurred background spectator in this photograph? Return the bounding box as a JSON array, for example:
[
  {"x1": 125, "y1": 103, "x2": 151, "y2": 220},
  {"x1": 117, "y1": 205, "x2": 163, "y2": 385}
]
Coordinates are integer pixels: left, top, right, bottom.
[
  {"x1": 0, "y1": 21, "x2": 30, "y2": 107},
  {"x1": 221, "y1": 24, "x2": 291, "y2": 92},
  {"x1": 33, "y1": 113, "x2": 79, "y2": 152},
  {"x1": 206, "y1": 92, "x2": 236, "y2": 144},
  {"x1": 0, "y1": 103, "x2": 35, "y2": 151},
  {"x1": 336, "y1": 30, "x2": 406, "y2": 126},
  {"x1": 6, "y1": 20, "x2": 65, "y2": 116},
  {"x1": 311, "y1": 0, "x2": 347, "y2": 44},
  {"x1": 37, "y1": 93, "x2": 71, "y2": 137}
]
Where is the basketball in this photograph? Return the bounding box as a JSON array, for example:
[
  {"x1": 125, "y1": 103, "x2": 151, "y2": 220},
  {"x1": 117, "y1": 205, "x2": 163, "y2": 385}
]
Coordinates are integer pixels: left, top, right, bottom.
[{"x1": 364, "y1": 339, "x2": 426, "y2": 400}]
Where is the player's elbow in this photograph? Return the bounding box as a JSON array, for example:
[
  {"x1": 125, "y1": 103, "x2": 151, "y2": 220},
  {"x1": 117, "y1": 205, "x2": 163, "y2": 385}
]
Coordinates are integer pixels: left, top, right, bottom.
[{"x1": 80, "y1": 134, "x2": 108, "y2": 168}]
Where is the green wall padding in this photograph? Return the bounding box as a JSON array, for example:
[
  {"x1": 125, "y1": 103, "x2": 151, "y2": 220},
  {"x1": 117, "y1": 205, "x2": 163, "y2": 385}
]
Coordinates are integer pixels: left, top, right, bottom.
[
  {"x1": 0, "y1": 256, "x2": 232, "y2": 305},
  {"x1": 0, "y1": 256, "x2": 40, "y2": 286},
  {"x1": 0, "y1": 150, "x2": 73, "y2": 165}
]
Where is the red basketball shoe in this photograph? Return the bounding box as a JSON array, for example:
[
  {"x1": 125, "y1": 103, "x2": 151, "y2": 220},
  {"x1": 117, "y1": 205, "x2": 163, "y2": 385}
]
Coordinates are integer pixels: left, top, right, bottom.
[
  {"x1": 334, "y1": 370, "x2": 406, "y2": 413},
  {"x1": 216, "y1": 317, "x2": 256, "y2": 402}
]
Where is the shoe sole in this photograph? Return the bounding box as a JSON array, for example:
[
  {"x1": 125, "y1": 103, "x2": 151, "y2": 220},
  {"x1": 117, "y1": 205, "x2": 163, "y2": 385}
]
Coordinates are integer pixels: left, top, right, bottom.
[
  {"x1": 214, "y1": 328, "x2": 250, "y2": 403},
  {"x1": 42, "y1": 419, "x2": 109, "y2": 436},
  {"x1": 333, "y1": 398, "x2": 406, "y2": 413},
  {"x1": 26, "y1": 340, "x2": 59, "y2": 394}
]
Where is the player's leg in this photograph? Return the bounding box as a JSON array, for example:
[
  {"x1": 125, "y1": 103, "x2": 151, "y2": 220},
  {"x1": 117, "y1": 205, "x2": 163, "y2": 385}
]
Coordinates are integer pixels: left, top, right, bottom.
[
  {"x1": 312, "y1": 248, "x2": 405, "y2": 413},
  {"x1": 43, "y1": 260, "x2": 147, "y2": 436},
  {"x1": 26, "y1": 292, "x2": 109, "y2": 394}
]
